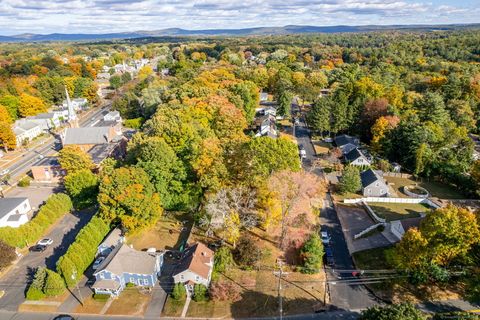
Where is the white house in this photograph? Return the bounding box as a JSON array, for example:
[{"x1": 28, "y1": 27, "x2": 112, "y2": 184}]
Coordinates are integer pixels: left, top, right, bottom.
[
  {"x1": 173, "y1": 243, "x2": 214, "y2": 291},
  {"x1": 26, "y1": 113, "x2": 61, "y2": 131},
  {"x1": 13, "y1": 119, "x2": 42, "y2": 145},
  {"x1": 0, "y1": 197, "x2": 31, "y2": 228},
  {"x1": 103, "y1": 111, "x2": 122, "y2": 123},
  {"x1": 62, "y1": 98, "x2": 88, "y2": 111},
  {"x1": 344, "y1": 148, "x2": 371, "y2": 166}
]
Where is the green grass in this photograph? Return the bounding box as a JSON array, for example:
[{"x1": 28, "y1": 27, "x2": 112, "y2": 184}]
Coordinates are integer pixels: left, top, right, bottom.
[
  {"x1": 385, "y1": 176, "x2": 465, "y2": 199},
  {"x1": 352, "y1": 246, "x2": 393, "y2": 270},
  {"x1": 369, "y1": 203, "x2": 431, "y2": 221}
]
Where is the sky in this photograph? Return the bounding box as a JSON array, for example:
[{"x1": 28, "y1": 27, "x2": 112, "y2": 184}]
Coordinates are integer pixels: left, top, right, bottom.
[{"x1": 0, "y1": 0, "x2": 479, "y2": 35}]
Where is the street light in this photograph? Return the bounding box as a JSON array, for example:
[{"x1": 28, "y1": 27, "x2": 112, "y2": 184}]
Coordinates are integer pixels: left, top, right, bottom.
[{"x1": 71, "y1": 270, "x2": 84, "y2": 306}]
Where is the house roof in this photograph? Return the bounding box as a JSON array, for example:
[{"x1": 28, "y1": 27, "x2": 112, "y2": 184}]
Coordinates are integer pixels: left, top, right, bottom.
[
  {"x1": 0, "y1": 198, "x2": 28, "y2": 220},
  {"x1": 105, "y1": 111, "x2": 120, "y2": 118},
  {"x1": 13, "y1": 120, "x2": 40, "y2": 134},
  {"x1": 27, "y1": 113, "x2": 56, "y2": 120},
  {"x1": 360, "y1": 169, "x2": 385, "y2": 188},
  {"x1": 94, "y1": 243, "x2": 157, "y2": 276},
  {"x1": 174, "y1": 243, "x2": 213, "y2": 280},
  {"x1": 334, "y1": 134, "x2": 358, "y2": 148},
  {"x1": 99, "y1": 228, "x2": 123, "y2": 249},
  {"x1": 63, "y1": 127, "x2": 112, "y2": 145},
  {"x1": 344, "y1": 148, "x2": 365, "y2": 162},
  {"x1": 92, "y1": 279, "x2": 121, "y2": 291}
]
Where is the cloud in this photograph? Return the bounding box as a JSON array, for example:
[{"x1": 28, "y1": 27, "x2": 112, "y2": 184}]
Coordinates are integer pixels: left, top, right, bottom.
[{"x1": 0, "y1": 0, "x2": 477, "y2": 35}]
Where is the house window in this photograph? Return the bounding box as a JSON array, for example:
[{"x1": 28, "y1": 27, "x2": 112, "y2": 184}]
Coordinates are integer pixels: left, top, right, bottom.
[
  {"x1": 180, "y1": 275, "x2": 184, "y2": 280},
  {"x1": 375, "y1": 183, "x2": 379, "y2": 187},
  {"x1": 195, "y1": 276, "x2": 199, "y2": 281},
  {"x1": 380, "y1": 190, "x2": 384, "y2": 194},
  {"x1": 129, "y1": 277, "x2": 135, "y2": 284},
  {"x1": 23, "y1": 203, "x2": 27, "y2": 209},
  {"x1": 99, "y1": 273, "x2": 104, "y2": 279},
  {"x1": 368, "y1": 189, "x2": 371, "y2": 194},
  {"x1": 138, "y1": 279, "x2": 143, "y2": 285}
]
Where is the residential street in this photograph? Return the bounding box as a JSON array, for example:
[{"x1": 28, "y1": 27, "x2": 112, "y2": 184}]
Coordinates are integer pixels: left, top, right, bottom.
[
  {"x1": 292, "y1": 102, "x2": 380, "y2": 310},
  {"x1": 0, "y1": 209, "x2": 95, "y2": 312}
]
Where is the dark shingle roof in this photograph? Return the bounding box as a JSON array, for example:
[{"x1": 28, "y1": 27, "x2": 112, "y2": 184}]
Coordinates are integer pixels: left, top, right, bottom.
[
  {"x1": 345, "y1": 148, "x2": 363, "y2": 162},
  {"x1": 360, "y1": 169, "x2": 383, "y2": 188},
  {"x1": 334, "y1": 134, "x2": 358, "y2": 148},
  {"x1": 0, "y1": 198, "x2": 28, "y2": 220}
]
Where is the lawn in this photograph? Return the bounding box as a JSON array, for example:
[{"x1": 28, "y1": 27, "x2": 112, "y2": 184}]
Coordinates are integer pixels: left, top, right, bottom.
[
  {"x1": 128, "y1": 212, "x2": 192, "y2": 251},
  {"x1": 312, "y1": 140, "x2": 332, "y2": 155},
  {"x1": 352, "y1": 246, "x2": 393, "y2": 271},
  {"x1": 385, "y1": 176, "x2": 465, "y2": 199},
  {"x1": 74, "y1": 296, "x2": 107, "y2": 314},
  {"x1": 162, "y1": 298, "x2": 184, "y2": 317},
  {"x1": 105, "y1": 288, "x2": 151, "y2": 316},
  {"x1": 368, "y1": 203, "x2": 431, "y2": 221}
]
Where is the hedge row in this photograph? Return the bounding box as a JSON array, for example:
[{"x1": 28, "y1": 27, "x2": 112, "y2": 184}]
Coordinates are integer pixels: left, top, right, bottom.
[
  {"x1": 0, "y1": 193, "x2": 73, "y2": 248},
  {"x1": 57, "y1": 216, "x2": 110, "y2": 288},
  {"x1": 26, "y1": 267, "x2": 65, "y2": 300}
]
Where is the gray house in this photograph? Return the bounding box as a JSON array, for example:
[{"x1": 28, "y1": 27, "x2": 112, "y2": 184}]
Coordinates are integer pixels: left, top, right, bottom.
[
  {"x1": 334, "y1": 134, "x2": 360, "y2": 155},
  {"x1": 360, "y1": 169, "x2": 389, "y2": 197},
  {"x1": 92, "y1": 244, "x2": 163, "y2": 296}
]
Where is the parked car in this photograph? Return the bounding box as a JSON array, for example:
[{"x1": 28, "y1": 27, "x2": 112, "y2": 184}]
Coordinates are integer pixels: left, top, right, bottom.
[
  {"x1": 294, "y1": 118, "x2": 300, "y2": 125},
  {"x1": 37, "y1": 238, "x2": 53, "y2": 246},
  {"x1": 320, "y1": 231, "x2": 331, "y2": 244},
  {"x1": 0, "y1": 169, "x2": 9, "y2": 176},
  {"x1": 92, "y1": 257, "x2": 105, "y2": 270},
  {"x1": 299, "y1": 145, "x2": 307, "y2": 159},
  {"x1": 53, "y1": 315, "x2": 75, "y2": 320},
  {"x1": 29, "y1": 244, "x2": 47, "y2": 252},
  {"x1": 325, "y1": 247, "x2": 333, "y2": 258},
  {"x1": 86, "y1": 278, "x2": 95, "y2": 286},
  {"x1": 326, "y1": 255, "x2": 335, "y2": 267}
]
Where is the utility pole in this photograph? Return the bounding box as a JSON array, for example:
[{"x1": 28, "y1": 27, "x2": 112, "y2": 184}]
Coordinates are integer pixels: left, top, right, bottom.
[{"x1": 273, "y1": 259, "x2": 288, "y2": 320}]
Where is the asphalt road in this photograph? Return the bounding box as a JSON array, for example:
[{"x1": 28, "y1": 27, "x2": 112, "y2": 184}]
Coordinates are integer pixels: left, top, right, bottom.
[
  {"x1": 292, "y1": 103, "x2": 380, "y2": 311},
  {"x1": 0, "y1": 209, "x2": 95, "y2": 311},
  {"x1": 4, "y1": 105, "x2": 111, "y2": 181}
]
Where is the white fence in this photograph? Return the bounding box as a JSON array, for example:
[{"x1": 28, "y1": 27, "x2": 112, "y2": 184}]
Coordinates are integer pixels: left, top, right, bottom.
[
  {"x1": 343, "y1": 197, "x2": 440, "y2": 209},
  {"x1": 362, "y1": 201, "x2": 386, "y2": 223},
  {"x1": 354, "y1": 222, "x2": 385, "y2": 239}
]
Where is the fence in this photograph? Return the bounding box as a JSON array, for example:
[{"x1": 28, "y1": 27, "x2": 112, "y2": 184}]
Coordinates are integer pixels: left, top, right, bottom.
[
  {"x1": 403, "y1": 186, "x2": 429, "y2": 198},
  {"x1": 353, "y1": 222, "x2": 385, "y2": 239},
  {"x1": 362, "y1": 201, "x2": 386, "y2": 223},
  {"x1": 344, "y1": 197, "x2": 440, "y2": 209},
  {"x1": 383, "y1": 172, "x2": 413, "y2": 179}
]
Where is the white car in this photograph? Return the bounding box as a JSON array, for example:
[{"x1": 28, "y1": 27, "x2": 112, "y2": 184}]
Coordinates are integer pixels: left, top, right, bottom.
[
  {"x1": 0, "y1": 169, "x2": 10, "y2": 176},
  {"x1": 37, "y1": 238, "x2": 53, "y2": 246},
  {"x1": 320, "y1": 232, "x2": 331, "y2": 244},
  {"x1": 92, "y1": 257, "x2": 105, "y2": 270}
]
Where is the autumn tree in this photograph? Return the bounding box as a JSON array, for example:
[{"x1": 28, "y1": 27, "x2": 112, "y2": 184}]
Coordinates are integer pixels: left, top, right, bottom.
[
  {"x1": 98, "y1": 167, "x2": 163, "y2": 232},
  {"x1": 0, "y1": 240, "x2": 16, "y2": 270},
  {"x1": 0, "y1": 121, "x2": 16, "y2": 151},
  {"x1": 58, "y1": 146, "x2": 94, "y2": 173},
  {"x1": 0, "y1": 105, "x2": 13, "y2": 123},
  {"x1": 18, "y1": 93, "x2": 47, "y2": 117},
  {"x1": 267, "y1": 171, "x2": 325, "y2": 252}
]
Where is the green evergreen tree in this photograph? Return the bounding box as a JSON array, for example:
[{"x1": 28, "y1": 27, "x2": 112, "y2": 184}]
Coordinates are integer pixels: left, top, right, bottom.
[
  {"x1": 171, "y1": 283, "x2": 186, "y2": 301},
  {"x1": 338, "y1": 166, "x2": 362, "y2": 194},
  {"x1": 43, "y1": 270, "x2": 65, "y2": 297},
  {"x1": 300, "y1": 233, "x2": 324, "y2": 274},
  {"x1": 193, "y1": 284, "x2": 208, "y2": 302}
]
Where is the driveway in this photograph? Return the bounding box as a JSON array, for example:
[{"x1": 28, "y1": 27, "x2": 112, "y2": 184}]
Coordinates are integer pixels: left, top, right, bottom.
[{"x1": 0, "y1": 209, "x2": 95, "y2": 311}]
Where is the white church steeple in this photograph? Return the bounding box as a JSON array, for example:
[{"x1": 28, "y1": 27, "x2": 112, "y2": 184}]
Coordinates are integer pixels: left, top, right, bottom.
[{"x1": 65, "y1": 86, "x2": 78, "y2": 128}]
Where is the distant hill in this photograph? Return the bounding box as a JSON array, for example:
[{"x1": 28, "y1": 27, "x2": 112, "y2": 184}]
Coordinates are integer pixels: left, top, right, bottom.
[{"x1": 1, "y1": 24, "x2": 479, "y2": 42}]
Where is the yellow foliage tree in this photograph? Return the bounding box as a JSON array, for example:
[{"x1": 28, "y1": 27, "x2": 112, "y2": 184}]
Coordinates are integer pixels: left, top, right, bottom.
[
  {"x1": 18, "y1": 93, "x2": 47, "y2": 117},
  {"x1": 0, "y1": 105, "x2": 12, "y2": 124}
]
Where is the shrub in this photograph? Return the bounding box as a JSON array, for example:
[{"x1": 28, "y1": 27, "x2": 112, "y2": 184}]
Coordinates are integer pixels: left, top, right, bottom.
[
  {"x1": 299, "y1": 233, "x2": 324, "y2": 274},
  {"x1": 0, "y1": 240, "x2": 16, "y2": 270},
  {"x1": 43, "y1": 270, "x2": 65, "y2": 297},
  {"x1": 359, "y1": 302, "x2": 426, "y2": 320},
  {"x1": 126, "y1": 282, "x2": 135, "y2": 288},
  {"x1": 0, "y1": 193, "x2": 72, "y2": 248},
  {"x1": 25, "y1": 287, "x2": 45, "y2": 300},
  {"x1": 17, "y1": 176, "x2": 31, "y2": 187},
  {"x1": 193, "y1": 284, "x2": 208, "y2": 302},
  {"x1": 233, "y1": 236, "x2": 262, "y2": 268},
  {"x1": 93, "y1": 293, "x2": 110, "y2": 301},
  {"x1": 212, "y1": 246, "x2": 234, "y2": 279},
  {"x1": 124, "y1": 117, "x2": 144, "y2": 129},
  {"x1": 209, "y1": 280, "x2": 241, "y2": 302},
  {"x1": 171, "y1": 283, "x2": 186, "y2": 301}
]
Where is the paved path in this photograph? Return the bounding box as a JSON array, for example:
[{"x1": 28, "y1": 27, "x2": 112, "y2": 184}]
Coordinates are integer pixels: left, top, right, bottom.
[
  {"x1": 181, "y1": 295, "x2": 191, "y2": 318},
  {"x1": 0, "y1": 209, "x2": 95, "y2": 312}
]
